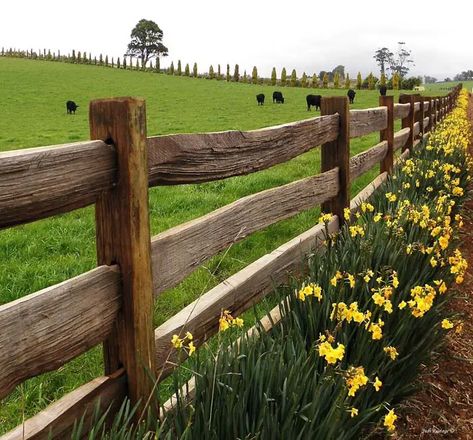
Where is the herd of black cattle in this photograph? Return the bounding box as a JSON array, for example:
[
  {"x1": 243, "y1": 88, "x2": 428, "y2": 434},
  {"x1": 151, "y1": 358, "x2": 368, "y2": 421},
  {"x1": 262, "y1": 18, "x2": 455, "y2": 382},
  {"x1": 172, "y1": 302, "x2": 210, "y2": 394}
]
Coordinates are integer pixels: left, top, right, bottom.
[
  {"x1": 66, "y1": 85, "x2": 389, "y2": 115},
  {"x1": 257, "y1": 85, "x2": 388, "y2": 110}
]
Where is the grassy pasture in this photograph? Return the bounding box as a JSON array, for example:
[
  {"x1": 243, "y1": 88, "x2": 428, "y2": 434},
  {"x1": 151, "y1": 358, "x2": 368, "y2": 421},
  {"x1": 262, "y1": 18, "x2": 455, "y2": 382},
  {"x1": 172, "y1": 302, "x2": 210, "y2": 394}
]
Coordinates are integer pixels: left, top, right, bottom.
[
  {"x1": 424, "y1": 80, "x2": 473, "y2": 94},
  {"x1": 0, "y1": 57, "x2": 417, "y2": 432}
]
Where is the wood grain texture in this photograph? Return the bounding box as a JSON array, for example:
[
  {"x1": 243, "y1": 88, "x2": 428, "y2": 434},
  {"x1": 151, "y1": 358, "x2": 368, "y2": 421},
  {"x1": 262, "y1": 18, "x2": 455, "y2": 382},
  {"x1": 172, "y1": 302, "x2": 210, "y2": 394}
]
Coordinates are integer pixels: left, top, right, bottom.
[
  {"x1": 393, "y1": 128, "x2": 411, "y2": 152},
  {"x1": 91, "y1": 98, "x2": 157, "y2": 411},
  {"x1": 146, "y1": 115, "x2": 339, "y2": 185},
  {"x1": 0, "y1": 140, "x2": 115, "y2": 229},
  {"x1": 399, "y1": 95, "x2": 415, "y2": 151},
  {"x1": 393, "y1": 103, "x2": 410, "y2": 120},
  {"x1": 413, "y1": 121, "x2": 420, "y2": 138},
  {"x1": 151, "y1": 168, "x2": 339, "y2": 295},
  {"x1": 423, "y1": 101, "x2": 430, "y2": 112},
  {"x1": 415, "y1": 95, "x2": 424, "y2": 138},
  {"x1": 0, "y1": 266, "x2": 121, "y2": 400},
  {"x1": 322, "y1": 97, "x2": 350, "y2": 224},
  {"x1": 349, "y1": 107, "x2": 387, "y2": 138},
  {"x1": 423, "y1": 116, "x2": 429, "y2": 130},
  {"x1": 350, "y1": 172, "x2": 388, "y2": 212},
  {"x1": 350, "y1": 141, "x2": 388, "y2": 180},
  {"x1": 2, "y1": 370, "x2": 127, "y2": 440},
  {"x1": 414, "y1": 102, "x2": 421, "y2": 113},
  {"x1": 154, "y1": 217, "x2": 339, "y2": 380},
  {"x1": 380, "y1": 96, "x2": 394, "y2": 174}
]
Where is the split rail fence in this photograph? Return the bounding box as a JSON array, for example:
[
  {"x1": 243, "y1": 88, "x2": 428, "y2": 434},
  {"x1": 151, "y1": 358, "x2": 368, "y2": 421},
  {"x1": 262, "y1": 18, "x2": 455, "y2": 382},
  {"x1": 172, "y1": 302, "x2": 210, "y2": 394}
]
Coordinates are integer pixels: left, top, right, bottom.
[{"x1": 0, "y1": 84, "x2": 462, "y2": 438}]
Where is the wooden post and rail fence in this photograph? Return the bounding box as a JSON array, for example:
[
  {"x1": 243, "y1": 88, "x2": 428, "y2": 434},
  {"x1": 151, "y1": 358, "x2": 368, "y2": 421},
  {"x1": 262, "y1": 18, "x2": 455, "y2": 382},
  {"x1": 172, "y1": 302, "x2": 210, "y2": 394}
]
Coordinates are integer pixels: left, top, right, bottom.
[{"x1": 0, "y1": 84, "x2": 462, "y2": 438}]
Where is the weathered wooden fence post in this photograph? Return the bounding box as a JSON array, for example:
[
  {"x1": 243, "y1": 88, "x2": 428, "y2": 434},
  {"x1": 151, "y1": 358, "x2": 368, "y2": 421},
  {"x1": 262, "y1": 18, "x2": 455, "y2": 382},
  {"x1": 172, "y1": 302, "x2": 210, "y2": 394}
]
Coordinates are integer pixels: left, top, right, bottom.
[
  {"x1": 415, "y1": 94, "x2": 424, "y2": 140},
  {"x1": 425, "y1": 97, "x2": 432, "y2": 133},
  {"x1": 399, "y1": 94, "x2": 415, "y2": 151},
  {"x1": 379, "y1": 95, "x2": 394, "y2": 174},
  {"x1": 321, "y1": 96, "x2": 350, "y2": 223},
  {"x1": 432, "y1": 98, "x2": 437, "y2": 128},
  {"x1": 90, "y1": 97, "x2": 157, "y2": 414}
]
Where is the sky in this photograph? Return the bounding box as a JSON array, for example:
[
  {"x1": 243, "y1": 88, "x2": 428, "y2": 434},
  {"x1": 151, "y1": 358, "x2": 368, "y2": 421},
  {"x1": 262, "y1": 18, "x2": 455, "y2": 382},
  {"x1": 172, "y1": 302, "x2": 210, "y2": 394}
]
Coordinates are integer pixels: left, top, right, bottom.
[{"x1": 1, "y1": 0, "x2": 471, "y2": 81}]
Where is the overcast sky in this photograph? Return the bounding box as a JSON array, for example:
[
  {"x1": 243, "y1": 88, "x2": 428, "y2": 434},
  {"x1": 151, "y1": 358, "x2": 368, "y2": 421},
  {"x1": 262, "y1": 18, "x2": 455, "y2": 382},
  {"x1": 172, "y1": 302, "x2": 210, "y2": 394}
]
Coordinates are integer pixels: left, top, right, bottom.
[{"x1": 1, "y1": 1, "x2": 471, "y2": 80}]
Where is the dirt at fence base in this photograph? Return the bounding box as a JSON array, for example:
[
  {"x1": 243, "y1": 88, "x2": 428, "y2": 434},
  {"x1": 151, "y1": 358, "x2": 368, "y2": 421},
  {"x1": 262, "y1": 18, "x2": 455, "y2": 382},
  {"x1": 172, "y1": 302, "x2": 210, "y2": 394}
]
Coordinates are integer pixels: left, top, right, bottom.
[{"x1": 386, "y1": 95, "x2": 473, "y2": 440}]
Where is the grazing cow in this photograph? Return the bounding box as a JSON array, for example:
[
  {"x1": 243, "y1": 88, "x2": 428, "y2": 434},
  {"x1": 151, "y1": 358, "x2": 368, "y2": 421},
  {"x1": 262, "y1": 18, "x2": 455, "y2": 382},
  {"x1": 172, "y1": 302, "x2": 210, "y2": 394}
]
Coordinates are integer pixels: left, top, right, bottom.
[
  {"x1": 347, "y1": 89, "x2": 356, "y2": 104},
  {"x1": 66, "y1": 100, "x2": 79, "y2": 114},
  {"x1": 256, "y1": 93, "x2": 265, "y2": 105},
  {"x1": 379, "y1": 85, "x2": 387, "y2": 96},
  {"x1": 306, "y1": 94, "x2": 322, "y2": 111},
  {"x1": 272, "y1": 91, "x2": 284, "y2": 104}
]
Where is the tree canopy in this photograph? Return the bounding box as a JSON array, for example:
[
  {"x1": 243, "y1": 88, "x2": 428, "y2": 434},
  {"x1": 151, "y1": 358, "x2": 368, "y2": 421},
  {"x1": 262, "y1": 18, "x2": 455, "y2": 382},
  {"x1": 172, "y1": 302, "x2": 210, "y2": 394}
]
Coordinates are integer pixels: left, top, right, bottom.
[
  {"x1": 373, "y1": 48, "x2": 393, "y2": 75},
  {"x1": 125, "y1": 19, "x2": 168, "y2": 68},
  {"x1": 374, "y1": 43, "x2": 414, "y2": 78}
]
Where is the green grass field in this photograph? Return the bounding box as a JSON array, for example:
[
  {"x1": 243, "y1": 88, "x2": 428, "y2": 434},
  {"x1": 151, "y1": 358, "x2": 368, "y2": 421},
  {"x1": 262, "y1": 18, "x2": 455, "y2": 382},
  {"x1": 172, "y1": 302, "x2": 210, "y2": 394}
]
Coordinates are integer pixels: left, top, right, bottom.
[
  {"x1": 424, "y1": 80, "x2": 472, "y2": 94},
  {"x1": 0, "y1": 56, "x2": 445, "y2": 433}
]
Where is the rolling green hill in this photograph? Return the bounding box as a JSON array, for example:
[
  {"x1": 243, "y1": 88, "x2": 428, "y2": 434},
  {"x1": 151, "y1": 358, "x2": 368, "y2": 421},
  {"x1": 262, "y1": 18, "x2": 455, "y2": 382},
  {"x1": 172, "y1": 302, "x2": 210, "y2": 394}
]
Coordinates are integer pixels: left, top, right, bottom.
[{"x1": 0, "y1": 56, "x2": 434, "y2": 432}]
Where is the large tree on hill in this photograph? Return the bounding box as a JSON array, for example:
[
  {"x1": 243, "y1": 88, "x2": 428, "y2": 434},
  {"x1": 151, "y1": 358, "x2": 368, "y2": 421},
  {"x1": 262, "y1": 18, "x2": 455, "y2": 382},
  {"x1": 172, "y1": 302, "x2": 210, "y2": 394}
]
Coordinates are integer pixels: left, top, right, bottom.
[
  {"x1": 125, "y1": 19, "x2": 168, "y2": 68},
  {"x1": 388, "y1": 42, "x2": 414, "y2": 78},
  {"x1": 374, "y1": 43, "x2": 414, "y2": 78},
  {"x1": 373, "y1": 47, "x2": 393, "y2": 76}
]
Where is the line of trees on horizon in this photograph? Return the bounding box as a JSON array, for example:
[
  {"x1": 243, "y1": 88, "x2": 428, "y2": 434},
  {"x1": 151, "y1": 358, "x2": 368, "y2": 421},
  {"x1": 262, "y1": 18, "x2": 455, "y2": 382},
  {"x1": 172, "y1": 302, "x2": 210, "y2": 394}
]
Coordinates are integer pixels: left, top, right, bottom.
[{"x1": 0, "y1": 47, "x2": 427, "y2": 91}]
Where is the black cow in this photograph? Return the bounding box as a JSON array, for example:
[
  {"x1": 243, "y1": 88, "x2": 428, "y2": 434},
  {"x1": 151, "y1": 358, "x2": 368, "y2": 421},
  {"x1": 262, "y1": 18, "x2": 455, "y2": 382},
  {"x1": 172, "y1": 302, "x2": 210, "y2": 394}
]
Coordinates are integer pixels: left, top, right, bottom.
[
  {"x1": 347, "y1": 89, "x2": 356, "y2": 104},
  {"x1": 256, "y1": 93, "x2": 265, "y2": 105},
  {"x1": 272, "y1": 91, "x2": 284, "y2": 104},
  {"x1": 306, "y1": 94, "x2": 322, "y2": 111},
  {"x1": 379, "y1": 85, "x2": 387, "y2": 96},
  {"x1": 66, "y1": 100, "x2": 79, "y2": 114}
]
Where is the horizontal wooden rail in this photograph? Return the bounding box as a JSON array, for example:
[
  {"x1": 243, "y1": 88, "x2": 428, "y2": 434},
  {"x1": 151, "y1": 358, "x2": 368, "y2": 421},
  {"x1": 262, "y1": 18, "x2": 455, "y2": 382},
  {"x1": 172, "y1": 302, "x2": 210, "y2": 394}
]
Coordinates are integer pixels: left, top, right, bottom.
[
  {"x1": 154, "y1": 216, "x2": 339, "y2": 379},
  {"x1": 393, "y1": 103, "x2": 410, "y2": 120},
  {"x1": 350, "y1": 172, "x2": 388, "y2": 211},
  {"x1": 0, "y1": 265, "x2": 121, "y2": 399},
  {"x1": 151, "y1": 168, "x2": 339, "y2": 295},
  {"x1": 349, "y1": 141, "x2": 388, "y2": 180},
  {"x1": 0, "y1": 140, "x2": 115, "y2": 229},
  {"x1": 393, "y1": 128, "x2": 411, "y2": 151},
  {"x1": 147, "y1": 115, "x2": 339, "y2": 185},
  {"x1": 414, "y1": 102, "x2": 421, "y2": 112},
  {"x1": 423, "y1": 101, "x2": 430, "y2": 111},
  {"x1": 349, "y1": 107, "x2": 387, "y2": 138},
  {"x1": 423, "y1": 116, "x2": 429, "y2": 129},
  {"x1": 2, "y1": 370, "x2": 127, "y2": 440},
  {"x1": 0, "y1": 116, "x2": 339, "y2": 229},
  {"x1": 413, "y1": 121, "x2": 421, "y2": 138}
]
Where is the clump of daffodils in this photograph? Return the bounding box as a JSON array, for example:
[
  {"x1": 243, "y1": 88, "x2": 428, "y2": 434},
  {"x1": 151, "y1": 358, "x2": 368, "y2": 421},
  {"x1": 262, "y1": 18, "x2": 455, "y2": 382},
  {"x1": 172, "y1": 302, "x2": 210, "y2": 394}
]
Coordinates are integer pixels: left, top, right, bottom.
[
  {"x1": 318, "y1": 340, "x2": 345, "y2": 365},
  {"x1": 171, "y1": 331, "x2": 196, "y2": 356},
  {"x1": 345, "y1": 366, "x2": 369, "y2": 396},
  {"x1": 384, "y1": 409, "x2": 398, "y2": 432},
  {"x1": 297, "y1": 282, "x2": 323, "y2": 302},
  {"x1": 219, "y1": 309, "x2": 244, "y2": 331}
]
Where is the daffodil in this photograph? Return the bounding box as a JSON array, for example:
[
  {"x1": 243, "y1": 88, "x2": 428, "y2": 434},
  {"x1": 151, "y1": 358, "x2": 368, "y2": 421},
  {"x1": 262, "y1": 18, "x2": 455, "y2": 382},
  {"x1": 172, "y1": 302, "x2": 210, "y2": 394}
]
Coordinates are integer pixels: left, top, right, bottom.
[{"x1": 384, "y1": 409, "x2": 397, "y2": 432}]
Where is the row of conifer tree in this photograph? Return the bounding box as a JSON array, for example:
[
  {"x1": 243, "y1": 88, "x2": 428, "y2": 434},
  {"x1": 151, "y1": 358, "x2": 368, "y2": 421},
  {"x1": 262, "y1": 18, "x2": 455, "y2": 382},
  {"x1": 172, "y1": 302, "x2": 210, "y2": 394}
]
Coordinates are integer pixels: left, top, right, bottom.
[{"x1": 1, "y1": 47, "x2": 403, "y2": 89}]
